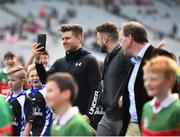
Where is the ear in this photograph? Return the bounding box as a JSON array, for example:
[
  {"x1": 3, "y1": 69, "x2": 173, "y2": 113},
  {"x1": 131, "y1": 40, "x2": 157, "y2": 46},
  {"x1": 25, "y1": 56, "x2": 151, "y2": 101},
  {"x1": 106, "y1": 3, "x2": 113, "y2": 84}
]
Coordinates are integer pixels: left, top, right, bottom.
[
  {"x1": 128, "y1": 34, "x2": 133, "y2": 42},
  {"x1": 77, "y1": 35, "x2": 83, "y2": 43},
  {"x1": 20, "y1": 79, "x2": 26, "y2": 85},
  {"x1": 167, "y1": 76, "x2": 175, "y2": 89},
  {"x1": 63, "y1": 89, "x2": 71, "y2": 100},
  {"x1": 102, "y1": 35, "x2": 108, "y2": 44}
]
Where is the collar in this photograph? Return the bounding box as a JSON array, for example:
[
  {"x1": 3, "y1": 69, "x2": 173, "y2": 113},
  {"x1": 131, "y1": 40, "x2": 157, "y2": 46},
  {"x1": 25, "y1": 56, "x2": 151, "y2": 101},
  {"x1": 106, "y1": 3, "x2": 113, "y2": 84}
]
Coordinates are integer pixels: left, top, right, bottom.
[
  {"x1": 65, "y1": 48, "x2": 90, "y2": 61},
  {"x1": 109, "y1": 45, "x2": 121, "y2": 55},
  {"x1": 150, "y1": 93, "x2": 179, "y2": 113},
  {"x1": 105, "y1": 45, "x2": 121, "y2": 64},
  {"x1": 54, "y1": 107, "x2": 79, "y2": 129},
  {"x1": 31, "y1": 85, "x2": 44, "y2": 96},
  {"x1": 131, "y1": 43, "x2": 150, "y2": 64},
  {"x1": 3, "y1": 67, "x2": 8, "y2": 74},
  {"x1": 8, "y1": 90, "x2": 25, "y2": 103}
]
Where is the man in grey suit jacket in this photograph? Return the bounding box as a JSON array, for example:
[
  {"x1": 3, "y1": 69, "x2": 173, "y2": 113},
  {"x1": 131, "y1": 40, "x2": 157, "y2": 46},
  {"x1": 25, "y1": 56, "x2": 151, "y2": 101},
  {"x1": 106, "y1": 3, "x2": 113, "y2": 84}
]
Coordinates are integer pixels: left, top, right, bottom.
[{"x1": 118, "y1": 21, "x2": 174, "y2": 136}]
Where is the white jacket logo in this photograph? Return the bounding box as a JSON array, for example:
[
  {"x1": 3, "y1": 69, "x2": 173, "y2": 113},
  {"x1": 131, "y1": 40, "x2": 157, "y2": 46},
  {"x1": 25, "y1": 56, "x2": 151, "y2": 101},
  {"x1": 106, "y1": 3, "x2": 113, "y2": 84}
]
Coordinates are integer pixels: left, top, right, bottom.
[
  {"x1": 75, "y1": 62, "x2": 82, "y2": 66},
  {"x1": 89, "y1": 91, "x2": 99, "y2": 115},
  {"x1": 33, "y1": 106, "x2": 43, "y2": 116}
]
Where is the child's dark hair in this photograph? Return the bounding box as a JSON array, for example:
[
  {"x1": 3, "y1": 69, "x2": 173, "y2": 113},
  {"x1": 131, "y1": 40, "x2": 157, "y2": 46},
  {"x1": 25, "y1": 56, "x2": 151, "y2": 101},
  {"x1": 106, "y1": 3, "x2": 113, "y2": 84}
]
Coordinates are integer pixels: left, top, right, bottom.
[
  {"x1": 4, "y1": 51, "x2": 16, "y2": 60},
  {"x1": 41, "y1": 50, "x2": 49, "y2": 57},
  {"x1": 47, "y1": 72, "x2": 78, "y2": 103}
]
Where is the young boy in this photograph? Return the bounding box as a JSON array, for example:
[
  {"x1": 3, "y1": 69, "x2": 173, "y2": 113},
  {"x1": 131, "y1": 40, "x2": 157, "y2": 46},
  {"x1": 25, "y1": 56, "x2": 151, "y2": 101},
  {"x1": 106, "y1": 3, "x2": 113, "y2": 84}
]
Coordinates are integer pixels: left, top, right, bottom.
[
  {"x1": 141, "y1": 56, "x2": 180, "y2": 136},
  {"x1": 26, "y1": 51, "x2": 50, "y2": 71},
  {"x1": 6, "y1": 66, "x2": 34, "y2": 136},
  {"x1": 0, "y1": 52, "x2": 17, "y2": 96},
  {"x1": 46, "y1": 72, "x2": 93, "y2": 136},
  {"x1": 0, "y1": 52, "x2": 31, "y2": 96},
  {"x1": 40, "y1": 51, "x2": 50, "y2": 71},
  {"x1": 26, "y1": 64, "x2": 52, "y2": 136}
]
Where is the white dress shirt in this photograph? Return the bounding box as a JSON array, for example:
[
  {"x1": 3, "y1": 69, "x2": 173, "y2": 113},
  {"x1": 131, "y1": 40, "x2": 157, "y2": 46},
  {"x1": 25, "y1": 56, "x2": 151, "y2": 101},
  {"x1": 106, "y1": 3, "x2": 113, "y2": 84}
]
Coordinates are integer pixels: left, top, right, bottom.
[{"x1": 128, "y1": 43, "x2": 150, "y2": 122}]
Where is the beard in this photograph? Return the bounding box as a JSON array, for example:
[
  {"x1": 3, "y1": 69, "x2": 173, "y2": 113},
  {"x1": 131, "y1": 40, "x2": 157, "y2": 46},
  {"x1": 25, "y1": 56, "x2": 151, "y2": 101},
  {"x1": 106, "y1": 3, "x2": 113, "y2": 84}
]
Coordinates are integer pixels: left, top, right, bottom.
[{"x1": 100, "y1": 44, "x2": 107, "y2": 53}]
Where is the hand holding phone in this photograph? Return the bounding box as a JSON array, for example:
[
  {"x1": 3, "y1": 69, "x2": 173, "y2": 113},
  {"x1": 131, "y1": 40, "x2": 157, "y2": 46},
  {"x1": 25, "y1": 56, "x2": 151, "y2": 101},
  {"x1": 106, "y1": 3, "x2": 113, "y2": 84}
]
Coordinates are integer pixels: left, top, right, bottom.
[{"x1": 37, "y1": 34, "x2": 46, "y2": 53}]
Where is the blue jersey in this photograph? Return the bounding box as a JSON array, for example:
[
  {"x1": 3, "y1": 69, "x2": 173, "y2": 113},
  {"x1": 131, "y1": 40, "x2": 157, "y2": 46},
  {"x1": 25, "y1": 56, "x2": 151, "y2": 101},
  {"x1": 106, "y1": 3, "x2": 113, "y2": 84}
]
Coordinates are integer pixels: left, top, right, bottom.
[
  {"x1": 7, "y1": 91, "x2": 34, "y2": 136},
  {"x1": 26, "y1": 85, "x2": 52, "y2": 136}
]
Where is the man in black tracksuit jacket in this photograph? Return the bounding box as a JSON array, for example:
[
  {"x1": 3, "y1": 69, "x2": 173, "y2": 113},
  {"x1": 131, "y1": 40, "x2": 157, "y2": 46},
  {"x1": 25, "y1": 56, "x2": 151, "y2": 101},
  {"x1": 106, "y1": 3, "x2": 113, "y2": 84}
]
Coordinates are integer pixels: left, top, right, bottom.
[
  {"x1": 96, "y1": 22, "x2": 131, "y2": 135},
  {"x1": 32, "y1": 24, "x2": 102, "y2": 129}
]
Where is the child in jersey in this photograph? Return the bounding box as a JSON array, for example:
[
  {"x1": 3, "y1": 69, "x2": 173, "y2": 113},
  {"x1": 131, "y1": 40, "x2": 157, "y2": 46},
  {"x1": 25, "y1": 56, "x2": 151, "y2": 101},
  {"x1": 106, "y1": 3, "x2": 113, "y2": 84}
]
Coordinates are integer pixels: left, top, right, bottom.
[
  {"x1": 0, "y1": 52, "x2": 31, "y2": 96},
  {"x1": 0, "y1": 94, "x2": 13, "y2": 136},
  {"x1": 0, "y1": 52, "x2": 16, "y2": 96},
  {"x1": 46, "y1": 72, "x2": 93, "y2": 136},
  {"x1": 26, "y1": 64, "x2": 52, "y2": 136},
  {"x1": 141, "y1": 56, "x2": 180, "y2": 136},
  {"x1": 6, "y1": 66, "x2": 34, "y2": 136}
]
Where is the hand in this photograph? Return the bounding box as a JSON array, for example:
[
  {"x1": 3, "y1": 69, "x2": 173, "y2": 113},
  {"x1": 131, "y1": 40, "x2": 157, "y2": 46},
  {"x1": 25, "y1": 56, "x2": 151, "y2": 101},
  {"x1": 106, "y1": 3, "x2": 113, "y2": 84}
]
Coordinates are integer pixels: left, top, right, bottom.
[
  {"x1": 82, "y1": 115, "x2": 90, "y2": 124},
  {"x1": 118, "y1": 96, "x2": 123, "y2": 108},
  {"x1": 32, "y1": 43, "x2": 43, "y2": 64},
  {"x1": 23, "y1": 122, "x2": 32, "y2": 136},
  {"x1": 157, "y1": 39, "x2": 166, "y2": 48}
]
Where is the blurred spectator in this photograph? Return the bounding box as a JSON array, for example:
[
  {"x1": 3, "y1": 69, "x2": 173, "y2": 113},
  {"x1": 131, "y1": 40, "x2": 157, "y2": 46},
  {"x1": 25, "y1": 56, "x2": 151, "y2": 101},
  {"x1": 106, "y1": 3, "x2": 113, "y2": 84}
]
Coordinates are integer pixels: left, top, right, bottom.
[
  {"x1": 39, "y1": 6, "x2": 47, "y2": 18},
  {"x1": 60, "y1": 8, "x2": 76, "y2": 24},
  {"x1": 158, "y1": 31, "x2": 165, "y2": 39},
  {"x1": 66, "y1": 8, "x2": 76, "y2": 18},
  {"x1": 49, "y1": 7, "x2": 58, "y2": 19},
  {"x1": 46, "y1": 16, "x2": 51, "y2": 33},
  {"x1": 169, "y1": 23, "x2": 178, "y2": 39},
  {"x1": 27, "y1": 11, "x2": 34, "y2": 19},
  {"x1": 10, "y1": 23, "x2": 17, "y2": 36},
  {"x1": 109, "y1": 0, "x2": 121, "y2": 16},
  {"x1": 19, "y1": 18, "x2": 26, "y2": 39}
]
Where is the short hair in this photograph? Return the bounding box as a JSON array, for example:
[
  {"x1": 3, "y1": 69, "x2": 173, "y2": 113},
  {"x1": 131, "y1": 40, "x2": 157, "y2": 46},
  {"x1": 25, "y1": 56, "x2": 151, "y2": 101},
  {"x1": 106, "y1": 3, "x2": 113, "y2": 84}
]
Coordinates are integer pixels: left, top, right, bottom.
[
  {"x1": 27, "y1": 64, "x2": 36, "y2": 77},
  {"x1": 143, "y1": 56, "x2": 178, "y2": 89},
  {"x1": 122, "y1": 21, "x2": 148, "y2": 43},
  {"x1": 8, "y1": 66, "x2": 27, "y2": 79},
  {"x1": 4, "y1": 51, "x2": 16, "y2": 60},
  {"x1": 41, "y1": 50, "x2": 49, "y2": 57},
  {"x1": 96, "y1": 22, "x2": 119, "y2": 42},
  {"x1": 47, "y1": 72, "x2": 78, "y2": 103},
  {"x1": 59, "y1": 24, "x2": 83, "y2": 37}
]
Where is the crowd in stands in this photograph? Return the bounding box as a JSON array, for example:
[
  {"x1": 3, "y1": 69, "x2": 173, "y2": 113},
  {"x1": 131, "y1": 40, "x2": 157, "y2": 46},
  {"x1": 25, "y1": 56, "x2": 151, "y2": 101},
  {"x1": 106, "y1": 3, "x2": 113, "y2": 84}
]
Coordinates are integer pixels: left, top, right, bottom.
[
  {"x1": 0, "y1": 0, "x2": 180, "y2": 136},
  {"x1": 0, "y1": 21, "x2": 180, "y2": 136}
]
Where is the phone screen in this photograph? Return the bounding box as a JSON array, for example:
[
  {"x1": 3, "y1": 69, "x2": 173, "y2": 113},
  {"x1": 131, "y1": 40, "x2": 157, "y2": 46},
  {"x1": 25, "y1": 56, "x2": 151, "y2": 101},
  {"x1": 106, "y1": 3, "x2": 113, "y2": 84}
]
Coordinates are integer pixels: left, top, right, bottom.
[{"x1": 37, "y1": 34, "x2": 46, "y2": 52}]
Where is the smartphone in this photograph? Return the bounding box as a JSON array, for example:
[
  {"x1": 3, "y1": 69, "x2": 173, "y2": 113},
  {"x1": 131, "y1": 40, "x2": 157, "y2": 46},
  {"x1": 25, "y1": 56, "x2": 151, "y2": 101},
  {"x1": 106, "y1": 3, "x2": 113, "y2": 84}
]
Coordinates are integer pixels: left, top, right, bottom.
[{"x1": 37, "y1": 34, "x2": 46, "y2": 52}]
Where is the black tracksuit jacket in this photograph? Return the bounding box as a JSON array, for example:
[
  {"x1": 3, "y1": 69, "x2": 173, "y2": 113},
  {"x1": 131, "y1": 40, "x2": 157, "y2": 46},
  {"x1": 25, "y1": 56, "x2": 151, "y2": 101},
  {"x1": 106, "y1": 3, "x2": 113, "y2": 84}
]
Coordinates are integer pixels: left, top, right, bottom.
[{"x1": 35, "y1": 48, "x2": 102, "y2": 120}]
